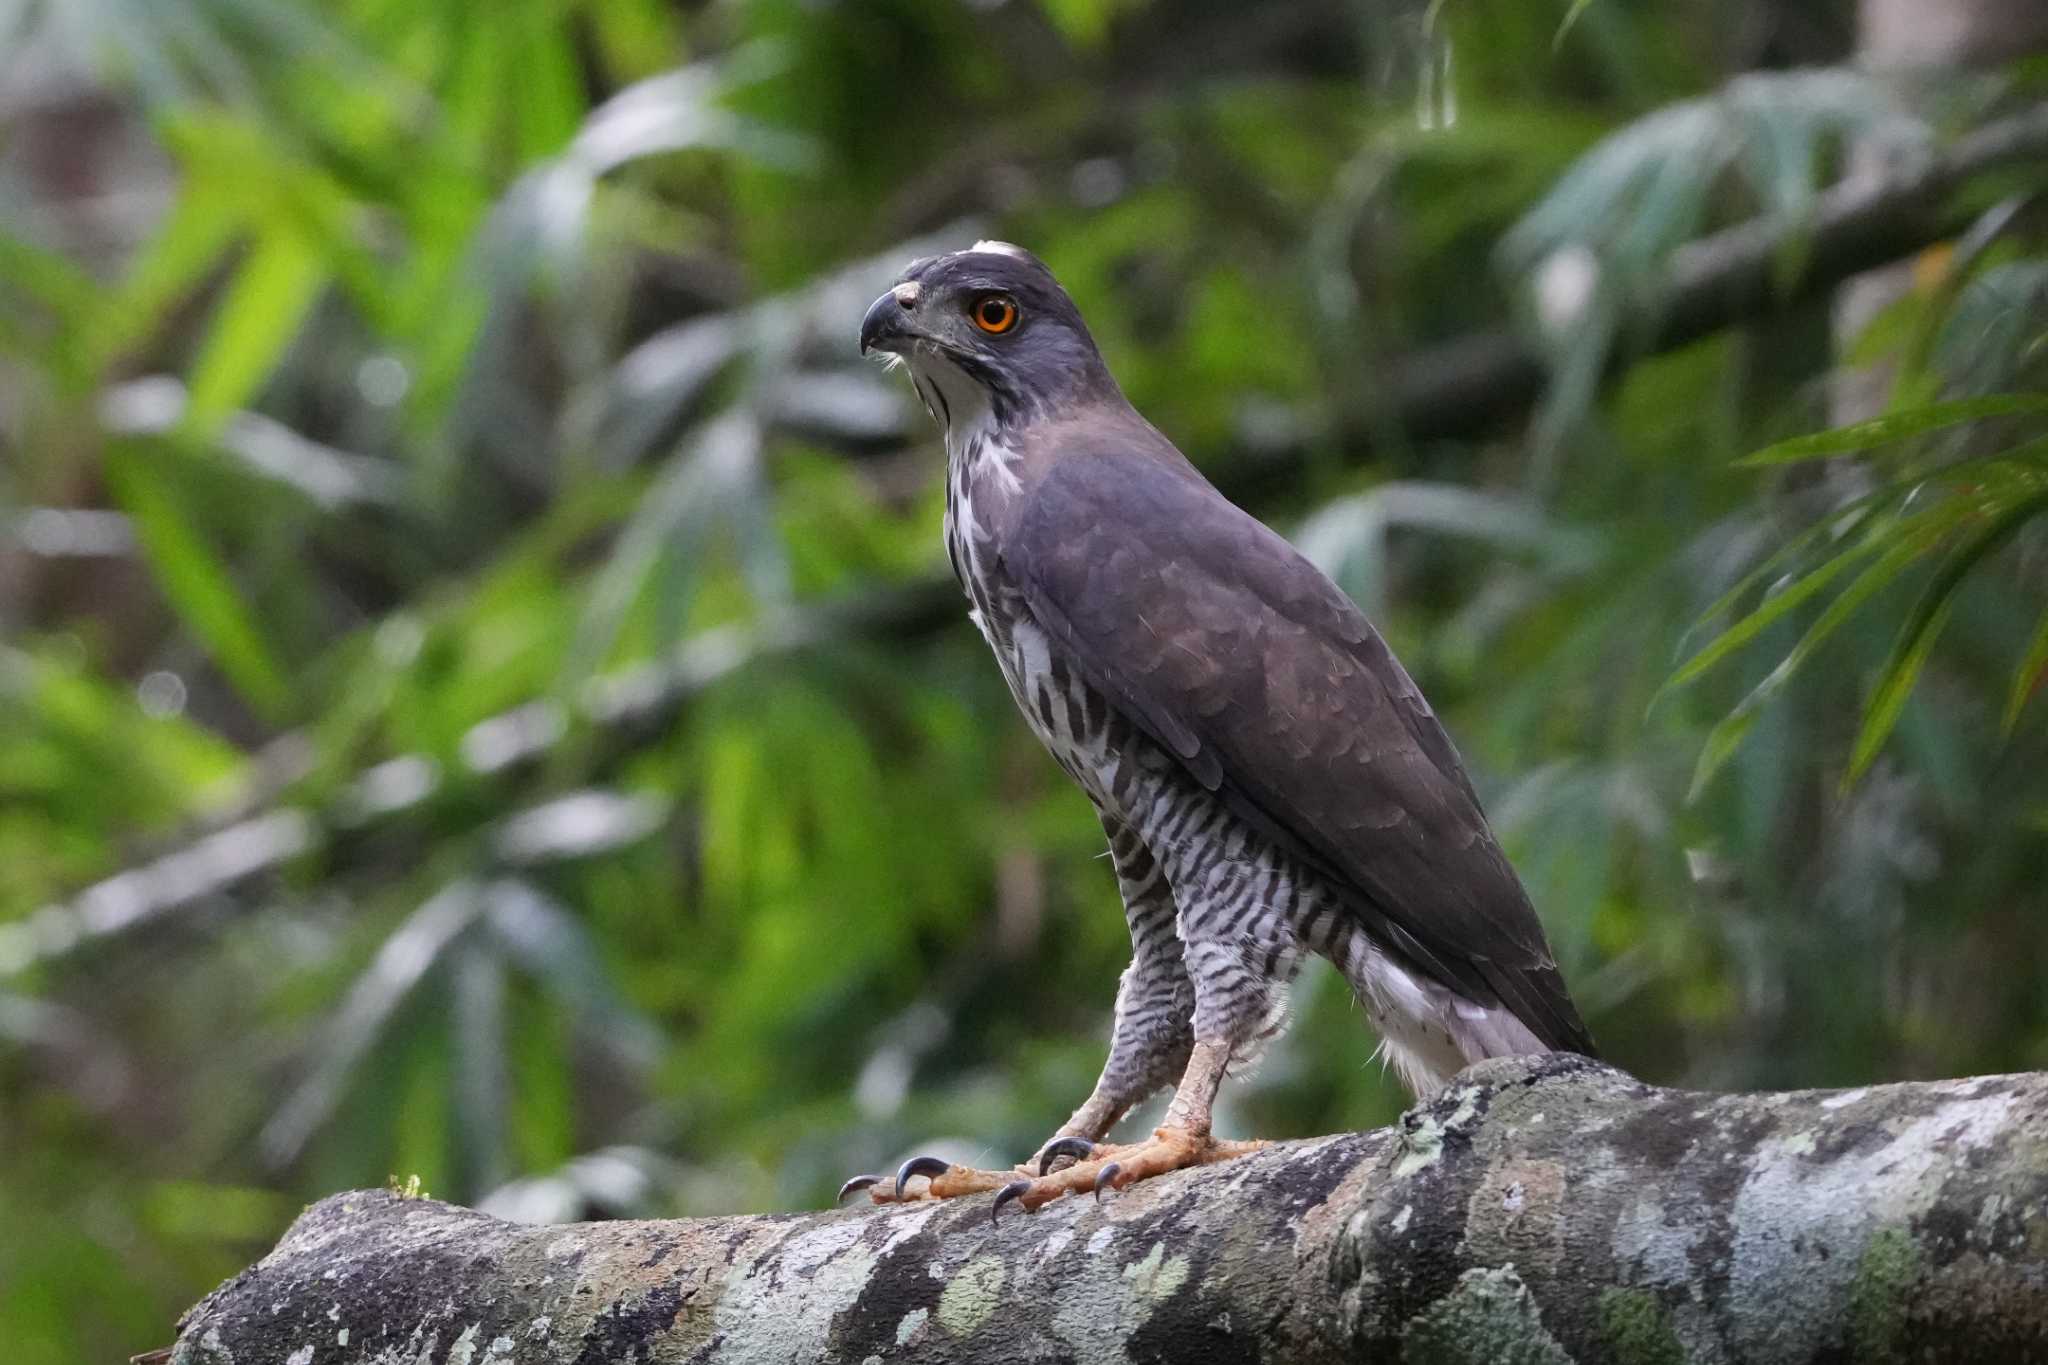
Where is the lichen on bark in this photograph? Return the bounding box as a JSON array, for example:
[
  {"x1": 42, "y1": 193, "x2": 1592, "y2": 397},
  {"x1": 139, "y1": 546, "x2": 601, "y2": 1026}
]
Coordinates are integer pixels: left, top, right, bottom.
[{"x1": 167, "y1": 1055, "x2": 2048, "y2": 1364}]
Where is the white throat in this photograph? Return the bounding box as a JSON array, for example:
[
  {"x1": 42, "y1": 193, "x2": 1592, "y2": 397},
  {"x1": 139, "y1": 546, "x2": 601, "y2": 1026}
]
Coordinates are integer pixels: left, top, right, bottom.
[
  {"x1": 904, "y1": 351, "x2": 997, "y2": 461},
  {"x1": 903, "y1": 352, "x2": 1023, "y2": 502}
]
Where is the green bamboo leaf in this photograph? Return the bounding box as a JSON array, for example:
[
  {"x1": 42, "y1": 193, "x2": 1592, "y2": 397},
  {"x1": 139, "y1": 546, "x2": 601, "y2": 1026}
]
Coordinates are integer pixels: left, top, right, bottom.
[
  {"x1": 1847, "y1": 489, "x2": 2048, "y2": 785},
  {"x1": 512, "y1": 14, "x2": 586, "y2": 161},
  {"x1": 1736, "y1": 394, "x2": 2048, "y2": 467},
  {"x1": 1676, "y1": 495, "x2": 1893, "y2": 656},
  {"x1": 1944, "y1": 429, "x2": 2048, "y2": 481},
  {"x1": 91, "y1": 180, "x2": 243, "y2": 366},
  {"x1": 1663, "y1": 481, "x2": 2017, "y2": 705},
  {"x1": 1682, "y1": 521, "x2": 1963, "y2": 795},
  {"x1": 1687, "y1": 439, "x2": 2040, "y2": 656},
  {"x1": 1845, "y1": 598, "x2": 1955, "y2": 788},
  {"x1": 0, "y1": 231, "x2": 98, "y2": 316},
  {"x1": 103, "y1": 446, "x2": 288, "y2": 715},
  {"x1": 1038, "y1": 0, "x2": 1119, "y2": 49},
  {"x1": 184, "y1": 230, "x2": 329, "y2": 427},
  {"x1": 2002, "y1": 608, "x2": 2048, "y2": 735},
  {"x1": 1673, "y1": 453, "x2": 2035, "y2": 672},
  {"x1": 1660, "y1": 544, "x2": 1873, "y2": 698},
  {"x1": 1554, "y1": 0, "x2": 1600, "y2": 49},
  {"x1": 1687, "y1": 706, "x2": 1760, "y2": 803}
]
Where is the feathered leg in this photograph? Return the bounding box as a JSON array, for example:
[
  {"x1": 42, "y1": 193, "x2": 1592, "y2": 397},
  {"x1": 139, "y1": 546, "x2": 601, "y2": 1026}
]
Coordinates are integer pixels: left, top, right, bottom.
[
  {"x1": 848, "y1": 815, "x2": 1198, "y2": 1207},
  {"x1": 864, "y1": 837, "x2": 1278, "y2": 1215},
  {"x1": 1040, "y1": 814, "x2": 1194, "y2": 1149}
]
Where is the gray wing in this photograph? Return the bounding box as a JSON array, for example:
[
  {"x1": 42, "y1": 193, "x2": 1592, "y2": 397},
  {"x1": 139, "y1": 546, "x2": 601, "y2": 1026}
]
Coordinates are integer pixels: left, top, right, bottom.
[{"x1": 1006, "y1": 446, "x2": 1594, "y2": 1056}]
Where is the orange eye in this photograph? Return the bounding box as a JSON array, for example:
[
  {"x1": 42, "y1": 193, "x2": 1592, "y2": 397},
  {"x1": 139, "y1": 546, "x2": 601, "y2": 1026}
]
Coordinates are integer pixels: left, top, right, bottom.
[{"x1": 970, "y1": 294, "x2": 1018, "y2": 334}]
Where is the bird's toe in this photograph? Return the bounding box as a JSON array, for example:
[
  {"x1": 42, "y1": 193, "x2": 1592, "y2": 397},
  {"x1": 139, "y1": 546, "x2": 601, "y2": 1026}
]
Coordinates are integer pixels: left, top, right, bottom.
[
  {"x1": 1036, "y1": 1135, "x2": 1097, "y2": 1175},
  {"x1": 976, "y1": 1127, "x2": 1266, "y2": 1220},
  {"x1": 836, "y1": 1174, "x2": 885, "y2": 1202},
  {"x1": 991, "y1": 1180, "x2": 1034, "y2": 1223},
  {"x1": 845, "y1": 1155, "x2": 1020, "y2": 1204}
]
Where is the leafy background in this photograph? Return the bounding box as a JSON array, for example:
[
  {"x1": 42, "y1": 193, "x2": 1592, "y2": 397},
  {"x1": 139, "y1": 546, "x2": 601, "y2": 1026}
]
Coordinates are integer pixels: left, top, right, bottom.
[{"x1": 2, "y1": 0, "x2": 2046, "y2": 1358}]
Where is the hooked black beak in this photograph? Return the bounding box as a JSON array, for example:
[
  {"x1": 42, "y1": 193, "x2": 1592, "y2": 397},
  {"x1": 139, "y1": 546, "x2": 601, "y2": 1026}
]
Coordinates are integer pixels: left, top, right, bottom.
[{"x1": 859, "y1": 284, "x2": 919, "y2": 356}]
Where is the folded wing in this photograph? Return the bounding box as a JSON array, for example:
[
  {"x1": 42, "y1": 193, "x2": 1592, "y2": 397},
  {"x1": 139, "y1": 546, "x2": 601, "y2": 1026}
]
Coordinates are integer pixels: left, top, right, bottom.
[{"x1": 1006, "y1": 447, "x2": 1594, "y2": 1056}]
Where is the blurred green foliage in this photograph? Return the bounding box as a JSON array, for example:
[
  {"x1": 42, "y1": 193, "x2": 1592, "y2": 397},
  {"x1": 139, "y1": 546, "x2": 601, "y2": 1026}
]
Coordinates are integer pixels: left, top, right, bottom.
[{"x1": 1, "y1": 1, "x2": 2046, "y2": 1360}]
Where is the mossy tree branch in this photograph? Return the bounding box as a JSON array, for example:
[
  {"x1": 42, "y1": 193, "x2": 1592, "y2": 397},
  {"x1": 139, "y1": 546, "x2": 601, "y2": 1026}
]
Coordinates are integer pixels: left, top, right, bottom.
[{"x1": 165, "y1": 1055, "x2": 2048, "y2": 1364}]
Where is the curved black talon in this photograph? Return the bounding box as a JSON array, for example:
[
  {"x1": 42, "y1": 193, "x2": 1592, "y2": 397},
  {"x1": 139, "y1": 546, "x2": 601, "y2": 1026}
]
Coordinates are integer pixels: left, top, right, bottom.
[
  {"x1": 837, "y1": 1174, "x2": 883, "y2": 1202},
  {"x1": 992, "y1": 1179, "x2": 1033, "y2": 1224},
  {"x1": 894, "y1": 1155, "x2": 952, "y2": 1198},
  {"x1": 1037, "y1": 1136, "x2": 1096, "y2": 1176},
  {"x1": 1092, "y1": 1162, "x2": 1122, "y2": 1202}
]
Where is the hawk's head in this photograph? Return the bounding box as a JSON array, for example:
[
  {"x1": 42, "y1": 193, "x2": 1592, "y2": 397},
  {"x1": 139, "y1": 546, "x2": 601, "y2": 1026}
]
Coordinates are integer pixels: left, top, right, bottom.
[{"x1": 860, "y1": 241, "x2": 1116, "y2": 433}]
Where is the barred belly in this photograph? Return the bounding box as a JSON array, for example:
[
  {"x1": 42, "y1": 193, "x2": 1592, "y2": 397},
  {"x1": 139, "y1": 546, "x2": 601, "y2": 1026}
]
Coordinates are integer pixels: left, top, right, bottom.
[{"x1": 985, "y1": 593, "x2": 1489, "y2": 1094}]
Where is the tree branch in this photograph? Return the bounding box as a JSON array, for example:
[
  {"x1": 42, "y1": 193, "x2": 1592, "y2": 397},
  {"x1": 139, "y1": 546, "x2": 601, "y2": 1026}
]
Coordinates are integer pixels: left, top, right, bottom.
[
  {"x1": 164, "y1": 1056, "x2": 2048, "y2": 1364},
  {"x1": 1374, "y1": 100, "x2": 2048, "y2": 450},
  {"x1": 27, "y1": 104, "x2": 2048, "y2": 981}
]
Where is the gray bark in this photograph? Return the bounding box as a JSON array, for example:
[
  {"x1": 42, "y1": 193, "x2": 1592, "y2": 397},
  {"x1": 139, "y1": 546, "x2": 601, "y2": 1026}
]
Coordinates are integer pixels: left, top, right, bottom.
[{"x1": 164, "y1": 1055, "x2": 2048, "y2": 1364}]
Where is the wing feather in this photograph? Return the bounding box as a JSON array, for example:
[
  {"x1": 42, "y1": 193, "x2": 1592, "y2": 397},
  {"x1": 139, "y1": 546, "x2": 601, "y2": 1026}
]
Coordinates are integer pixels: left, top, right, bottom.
[{"x1": 1006, "y1": 448, "x2": 1594, "y2": 1056}]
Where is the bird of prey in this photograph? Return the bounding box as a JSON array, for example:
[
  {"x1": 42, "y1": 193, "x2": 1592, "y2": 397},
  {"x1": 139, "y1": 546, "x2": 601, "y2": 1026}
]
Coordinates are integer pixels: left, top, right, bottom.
[{"x1": 845, "y1": 242, "x2": 1594, "y2": 1219}]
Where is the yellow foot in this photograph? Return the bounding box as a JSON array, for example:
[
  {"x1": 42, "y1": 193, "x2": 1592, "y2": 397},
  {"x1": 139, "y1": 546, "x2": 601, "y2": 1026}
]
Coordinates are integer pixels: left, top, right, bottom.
[{"x1": 839, "y1": 1128, "x2": 1264, "y2": 1220}]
